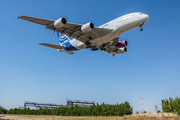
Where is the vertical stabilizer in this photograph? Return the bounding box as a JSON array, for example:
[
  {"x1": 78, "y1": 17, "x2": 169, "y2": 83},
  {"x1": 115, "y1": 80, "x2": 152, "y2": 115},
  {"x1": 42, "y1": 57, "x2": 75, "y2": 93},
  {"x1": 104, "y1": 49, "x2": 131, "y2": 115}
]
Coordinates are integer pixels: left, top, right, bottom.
[{"x1": 57, "y1": 32, "x2": 71, "y2": 46}]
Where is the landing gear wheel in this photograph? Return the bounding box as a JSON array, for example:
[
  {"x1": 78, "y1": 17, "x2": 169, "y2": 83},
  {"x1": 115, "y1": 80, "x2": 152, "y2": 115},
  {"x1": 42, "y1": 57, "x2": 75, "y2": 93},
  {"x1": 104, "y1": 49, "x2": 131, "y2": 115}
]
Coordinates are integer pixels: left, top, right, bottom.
[
  {"x1": 85, "y1": 41, "x2": 91, "y2": 46},
  {"x1": 139, "y1": 27, "x2": 143, "y2": 31},
  {"x1": 139, "y1": 23, "x2": 144, "y2": 31}
]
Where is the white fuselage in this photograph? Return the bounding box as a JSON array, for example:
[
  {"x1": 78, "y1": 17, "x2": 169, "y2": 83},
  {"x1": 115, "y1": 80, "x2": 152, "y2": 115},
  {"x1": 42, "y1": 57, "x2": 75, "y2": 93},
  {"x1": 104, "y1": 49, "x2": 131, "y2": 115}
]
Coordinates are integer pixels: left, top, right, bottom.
[{"x1": 68, "y1": 12, "x2": 149, "y2": 50}]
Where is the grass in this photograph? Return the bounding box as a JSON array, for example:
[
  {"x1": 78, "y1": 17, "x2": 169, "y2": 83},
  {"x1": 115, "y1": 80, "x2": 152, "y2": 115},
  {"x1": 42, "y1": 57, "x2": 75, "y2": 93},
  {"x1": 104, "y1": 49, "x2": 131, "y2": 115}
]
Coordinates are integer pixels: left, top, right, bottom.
[{"x1": 0, "y1": 114, "x2": 180, "y2": 120}]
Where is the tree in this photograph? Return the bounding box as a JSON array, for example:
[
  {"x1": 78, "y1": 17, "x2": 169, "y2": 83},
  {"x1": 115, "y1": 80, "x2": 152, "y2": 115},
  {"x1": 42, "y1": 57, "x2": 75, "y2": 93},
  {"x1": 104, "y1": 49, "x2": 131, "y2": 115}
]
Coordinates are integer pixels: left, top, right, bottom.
[
  {"x1": 162, "y1": 96, "x2": 180, "y2": 115},
  {"x1": 7, "y1": 101, "x2": 133, "y2": 116},
  {"x1": 0, "y1": 106, "x2": 7, "y2": 114},
  {"x1": 143, "y1": 111, "x2": 147, "y2": 113}
]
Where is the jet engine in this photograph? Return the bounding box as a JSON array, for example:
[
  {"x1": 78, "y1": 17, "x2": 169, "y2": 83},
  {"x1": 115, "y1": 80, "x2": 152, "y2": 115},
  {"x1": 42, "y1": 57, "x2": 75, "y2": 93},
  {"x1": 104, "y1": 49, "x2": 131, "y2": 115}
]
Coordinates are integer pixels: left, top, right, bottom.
[
  {"x1": 54, "y1": 17, "x2": 67, "y2": 28},
  {"x1": 116, "y1": 40, "x2": 128, "y2": 48},
  {"x1": 116, "y1": 47, "x2": 127, "y2": 54},
  {"x1": 81, "y1": 22, "x2": 94, "y2": 33}
]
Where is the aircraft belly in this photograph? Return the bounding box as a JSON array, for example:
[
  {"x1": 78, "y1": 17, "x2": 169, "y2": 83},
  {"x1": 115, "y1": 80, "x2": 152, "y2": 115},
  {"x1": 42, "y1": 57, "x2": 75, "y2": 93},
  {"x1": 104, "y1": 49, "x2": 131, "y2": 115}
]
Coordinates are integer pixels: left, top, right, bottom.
[
  {"x1": 69, "y1": 39, "x2": 85, "y2": 50},
  {"x1": 91, "y1": 21, "x2": 138, "y2": 47},
  {"x1": 76, "y1": 43, "x2": 85, "y2": 49}
]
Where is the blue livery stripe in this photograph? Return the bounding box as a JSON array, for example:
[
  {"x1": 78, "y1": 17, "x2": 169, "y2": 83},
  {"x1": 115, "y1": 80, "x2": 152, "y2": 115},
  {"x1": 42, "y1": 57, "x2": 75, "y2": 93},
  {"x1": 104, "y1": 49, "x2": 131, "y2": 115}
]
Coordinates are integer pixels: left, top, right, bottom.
[
  {"x1": 57, "y1": 32, "x2": 78, "y2": 51},
  {"x1": 64, "y1": 42, "x2": 78, "y2": 51},
  {"x1": 57, "y1": 32, "x2": 70, "y2": 45}
]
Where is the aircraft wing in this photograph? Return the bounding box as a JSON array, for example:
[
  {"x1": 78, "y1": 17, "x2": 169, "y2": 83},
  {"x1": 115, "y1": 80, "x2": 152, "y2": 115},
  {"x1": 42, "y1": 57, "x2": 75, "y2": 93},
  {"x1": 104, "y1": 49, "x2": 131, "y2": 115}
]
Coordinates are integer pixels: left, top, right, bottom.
[
  {"x1": 100, "y1": 37, "x2": 121, "y2": 55},
  {"x1": 19, "y1": 16, "x2": 54, "y2": 26},
  {"x1": 19, "y1": 16, "x2": 113, "y2": 44},
  {"x1": 103, "y1": 43, "x2": 118, "y2": 53}
]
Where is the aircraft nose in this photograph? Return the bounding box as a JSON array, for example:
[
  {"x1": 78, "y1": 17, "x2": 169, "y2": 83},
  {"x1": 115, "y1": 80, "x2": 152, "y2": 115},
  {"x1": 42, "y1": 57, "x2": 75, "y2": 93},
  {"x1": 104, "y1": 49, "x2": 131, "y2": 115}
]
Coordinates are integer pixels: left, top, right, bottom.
[
  {"x1": 141, "y1": 14, "x2": 149, "y2": 23},
  {"x1": 144, "y1": 14, "x2": 149, "y2": 21}
]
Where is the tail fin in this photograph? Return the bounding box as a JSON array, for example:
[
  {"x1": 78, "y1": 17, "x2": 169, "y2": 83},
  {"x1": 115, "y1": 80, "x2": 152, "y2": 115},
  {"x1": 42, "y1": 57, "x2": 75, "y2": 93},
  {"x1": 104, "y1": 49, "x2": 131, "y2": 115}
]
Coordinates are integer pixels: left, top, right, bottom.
[{"x1": 57, "y1": 32, "x2": 71, "y2": 46}]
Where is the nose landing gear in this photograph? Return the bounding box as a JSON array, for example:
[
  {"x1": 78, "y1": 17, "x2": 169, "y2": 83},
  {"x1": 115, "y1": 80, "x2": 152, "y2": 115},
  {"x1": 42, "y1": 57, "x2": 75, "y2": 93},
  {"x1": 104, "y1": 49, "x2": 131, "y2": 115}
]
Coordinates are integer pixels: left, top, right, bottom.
[
  {"x1": 139, "y1": 23, "x2": 144, "y2": 31},
  {"x1": 139, "y1": 27, "x2": 143, "y2": 31}
]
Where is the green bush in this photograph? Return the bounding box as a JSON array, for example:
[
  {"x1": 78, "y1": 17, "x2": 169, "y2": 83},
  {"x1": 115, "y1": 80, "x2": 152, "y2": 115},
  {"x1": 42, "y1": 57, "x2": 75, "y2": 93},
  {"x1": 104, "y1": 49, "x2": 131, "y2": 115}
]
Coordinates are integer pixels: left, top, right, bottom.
[
  {"x1": 162, "y1": 97, "x2": 180, "y2": 115},
  {"x1": 7, "y1": 102, "x2": 132, "y2": 116},
  {"x1": 157, "y1": 110, "x2": 161, "y2": 113},
  {"x1": 0, "y1": 105, "x2": 7, "y2": 114}
]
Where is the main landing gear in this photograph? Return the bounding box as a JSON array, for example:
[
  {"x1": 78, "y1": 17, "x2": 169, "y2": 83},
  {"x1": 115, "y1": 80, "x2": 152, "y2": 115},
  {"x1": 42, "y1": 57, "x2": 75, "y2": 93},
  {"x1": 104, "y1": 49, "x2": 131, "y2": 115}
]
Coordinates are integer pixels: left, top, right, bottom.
[
  {"x1": 91, "y1": 47, "x2": 99, "y2": 51},
  {"x1": 85, "y1": 41, "x2": 99, "y2": 51},
  {"x1": 139, "y1": 23, "x2": 144, "y2": 31},
  {"x1": 85, "y1": 41, "x2": 91, "y2": 48}
]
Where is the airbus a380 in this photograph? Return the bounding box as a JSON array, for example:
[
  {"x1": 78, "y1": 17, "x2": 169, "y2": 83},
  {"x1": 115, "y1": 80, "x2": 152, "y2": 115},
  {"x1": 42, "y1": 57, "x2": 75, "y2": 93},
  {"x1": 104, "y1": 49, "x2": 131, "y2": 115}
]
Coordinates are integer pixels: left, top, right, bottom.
[{"x1": 19, "y1": 12, "x2": 149, "y2": 55}]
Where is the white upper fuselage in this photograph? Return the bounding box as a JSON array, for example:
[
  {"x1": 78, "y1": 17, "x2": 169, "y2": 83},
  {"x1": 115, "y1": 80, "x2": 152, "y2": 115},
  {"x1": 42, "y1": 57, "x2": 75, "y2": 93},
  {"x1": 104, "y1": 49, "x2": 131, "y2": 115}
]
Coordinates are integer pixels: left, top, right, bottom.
[{"x1": 65, "y1": 12, "x2": 149, "y2": 50}]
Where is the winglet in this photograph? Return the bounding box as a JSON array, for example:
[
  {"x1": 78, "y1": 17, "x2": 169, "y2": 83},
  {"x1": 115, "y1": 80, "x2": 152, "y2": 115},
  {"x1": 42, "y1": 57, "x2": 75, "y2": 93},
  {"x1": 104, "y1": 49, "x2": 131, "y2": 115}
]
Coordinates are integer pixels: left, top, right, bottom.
[{"x1": 17, "y1": 16, "x2": 19, "y2": 20}]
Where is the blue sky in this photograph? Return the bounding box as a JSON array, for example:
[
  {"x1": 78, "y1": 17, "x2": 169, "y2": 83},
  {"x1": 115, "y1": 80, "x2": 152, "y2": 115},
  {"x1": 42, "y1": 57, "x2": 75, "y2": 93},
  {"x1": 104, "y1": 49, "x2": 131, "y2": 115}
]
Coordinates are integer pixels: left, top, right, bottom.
[{"x1": 0, "y1": 0, "x2": 180, "y2": 113}]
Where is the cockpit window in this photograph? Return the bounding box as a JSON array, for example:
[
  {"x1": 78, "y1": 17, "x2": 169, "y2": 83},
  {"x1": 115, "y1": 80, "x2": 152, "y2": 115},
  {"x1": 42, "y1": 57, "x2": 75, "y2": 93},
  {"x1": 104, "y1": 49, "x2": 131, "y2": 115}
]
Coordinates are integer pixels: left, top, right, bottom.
[{"x1": 140, "y1": 13, "x2": 143, "y2": 15}]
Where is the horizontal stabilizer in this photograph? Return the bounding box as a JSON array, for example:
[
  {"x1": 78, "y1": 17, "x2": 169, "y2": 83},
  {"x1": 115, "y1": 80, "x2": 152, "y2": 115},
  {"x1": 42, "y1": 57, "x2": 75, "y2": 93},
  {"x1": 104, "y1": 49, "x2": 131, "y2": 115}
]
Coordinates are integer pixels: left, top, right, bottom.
[
  {"x1": 39, "y1": 43, "x2": 64, "y2": 49},
  {"x1": 64, "y1": 51, "x2": 74, "y2": 55},
  {"x1": 57, "y1": 49, "x2": 74, "y2": 55}
]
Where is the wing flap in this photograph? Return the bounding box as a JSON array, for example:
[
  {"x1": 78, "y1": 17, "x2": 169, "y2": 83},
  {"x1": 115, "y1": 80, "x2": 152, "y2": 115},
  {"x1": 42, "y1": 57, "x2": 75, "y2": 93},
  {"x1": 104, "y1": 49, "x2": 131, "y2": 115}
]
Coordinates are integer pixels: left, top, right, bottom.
[{"x1": 39, "y1": 43, "x2": 64, "y2": 49}]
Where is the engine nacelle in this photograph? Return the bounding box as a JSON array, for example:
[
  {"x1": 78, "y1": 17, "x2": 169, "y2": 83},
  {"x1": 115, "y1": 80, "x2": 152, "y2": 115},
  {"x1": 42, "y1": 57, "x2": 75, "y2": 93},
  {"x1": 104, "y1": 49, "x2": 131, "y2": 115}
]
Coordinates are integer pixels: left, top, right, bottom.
[
  {"x1": 116, "y1": 40, "x2": 128, "y2": 48},
  {"x1": 116, "y1": 47, "x2": 127, "y2": 54},
  {"x1": 54, "y1": 17, "x2": 67, "y2": 28},
  {"x1": 81, "y1": 22, "x2": 94, "y2": 33}
]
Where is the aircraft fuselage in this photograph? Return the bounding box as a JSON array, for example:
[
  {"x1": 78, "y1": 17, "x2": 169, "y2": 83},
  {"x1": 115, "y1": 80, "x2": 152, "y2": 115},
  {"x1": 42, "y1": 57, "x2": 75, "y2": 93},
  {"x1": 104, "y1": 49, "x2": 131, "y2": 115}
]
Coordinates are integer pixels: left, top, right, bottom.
[{"x1": 67, "y1": 12, "x2": 149, "y2": 50}]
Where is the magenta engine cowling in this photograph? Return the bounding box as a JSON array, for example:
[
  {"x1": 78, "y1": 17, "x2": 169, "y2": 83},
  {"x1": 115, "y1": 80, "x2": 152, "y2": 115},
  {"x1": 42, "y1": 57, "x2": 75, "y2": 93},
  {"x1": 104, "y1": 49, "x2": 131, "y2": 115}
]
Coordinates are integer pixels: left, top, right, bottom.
[{"x1": 116, "y1": 40, "x2": 128, "y2": 48}]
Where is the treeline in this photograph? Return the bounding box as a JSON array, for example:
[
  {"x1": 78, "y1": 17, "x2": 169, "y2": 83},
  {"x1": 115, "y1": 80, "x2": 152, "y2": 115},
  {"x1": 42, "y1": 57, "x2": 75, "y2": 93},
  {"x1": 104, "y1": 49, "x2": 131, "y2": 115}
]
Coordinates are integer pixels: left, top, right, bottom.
[
  {"x1": 8, "y1": 102, "x2": 132, "y2": 116},
  {"x1": 162, "y1": 97, "x2": 180, "y2": 115}
]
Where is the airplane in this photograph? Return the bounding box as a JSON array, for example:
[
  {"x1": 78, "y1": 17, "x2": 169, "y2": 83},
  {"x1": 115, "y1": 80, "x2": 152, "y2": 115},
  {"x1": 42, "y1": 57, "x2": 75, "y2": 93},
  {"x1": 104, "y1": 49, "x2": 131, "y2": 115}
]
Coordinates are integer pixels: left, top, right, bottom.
[{"x1": 19, "y1": 12, "x2": 149, "y2": 55}]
